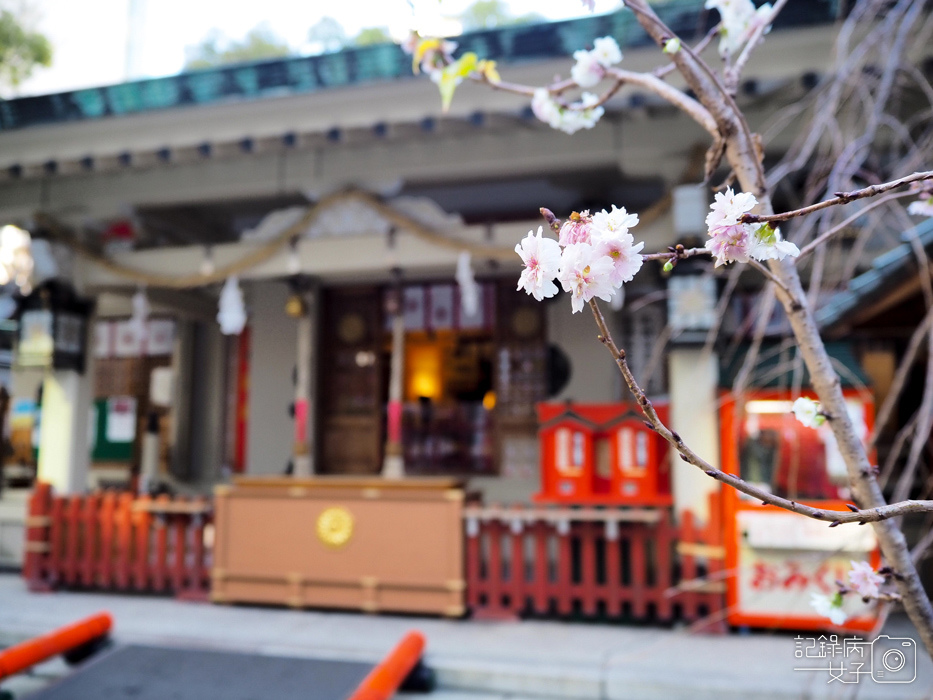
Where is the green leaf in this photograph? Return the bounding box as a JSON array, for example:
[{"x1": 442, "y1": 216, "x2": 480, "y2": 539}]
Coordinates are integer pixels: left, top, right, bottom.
[{"x1": 437, "y1": 53, "x2": 479, "y2": 111}]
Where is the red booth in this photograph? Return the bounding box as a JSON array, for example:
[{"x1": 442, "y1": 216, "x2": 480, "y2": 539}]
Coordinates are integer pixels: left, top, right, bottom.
[
  {"x1": 534, "y1": 402, "x2": 672, "y2": 506},
  {"x1": 720, "y1": 389, "x2": 881, "y2": 632}
]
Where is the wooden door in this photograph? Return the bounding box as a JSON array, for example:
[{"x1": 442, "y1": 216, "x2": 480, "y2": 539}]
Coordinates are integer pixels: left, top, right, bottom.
[
  {"x1": 494, "y1": 280, "x2": 547, "y2": 477},
  {"x1": 318, "y1": 287, "x2": 384, "y2": 474}
]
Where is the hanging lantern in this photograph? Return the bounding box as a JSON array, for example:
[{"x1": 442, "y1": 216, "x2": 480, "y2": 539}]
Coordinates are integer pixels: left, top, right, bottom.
[
  {"x1": 0, "y1": 225, "x2": 35, "y2": 294},
  {"x1": 130, "y1": 287, "x2": 149, "y2": 347},
  {"x1": 15, "y1": 280, "x2": 94, "y2": 373},
  {"x1": 217, "y1": 276, "x2": 247, "y2": 335},
  {"x1": 199, "y1": 246, "x2": 215, "y2": 276},
  {"x1": 456, "y1": 251, "x2": 479, "y2": 318}
]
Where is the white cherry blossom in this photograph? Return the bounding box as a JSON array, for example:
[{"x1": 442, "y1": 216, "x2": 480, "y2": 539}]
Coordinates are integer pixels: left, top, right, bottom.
[
  {"x1": 592, "y1": 205, "x2": 639, "y2": 236},
  {"x1": 591, "y1": 37, "x2": 622, "y2": 67},
  {"x1": 810, "y1": 592, "x2": 848, "y2": 626},
  {"x1": 531, "y1": 88, "x2": 561, "y2": 128},
  {"x1": 516, "y1": 227, "x2": 562, "y2": 301},
  {"x1": 792, "y1": 397, "x2": 824, "y2": 428},
  {"x1": 571, "y1": 49, "x2": 603, "y2": 88},
  {"x1": 908, "y1": 196, "x2": 933, "y2": 217},
  {"x1": 706, "y1": 187, "x2": 758, "y2": 230},
  {"x1": 748, "y1": 225, "x2": 800, "y2": 262},
  {"x1": 558, "y1": 242, "x2": 615, "y2": 313},
  {"x1": 706, "y1": 0, "x2": 773, "y2": 56}
]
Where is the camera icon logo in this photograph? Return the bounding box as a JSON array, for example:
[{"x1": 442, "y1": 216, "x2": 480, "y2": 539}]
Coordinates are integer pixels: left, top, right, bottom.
[{"x1": 871, "y1": 635, "x2": 916, "y2": 683}]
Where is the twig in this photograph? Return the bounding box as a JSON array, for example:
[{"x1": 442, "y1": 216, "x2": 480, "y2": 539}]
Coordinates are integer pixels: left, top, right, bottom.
[
  {"x1": 746, "y1": 258, "x2": 795, "y2": 300},
  {"x1": 797, "y1": 190, "x2": 915, "y2": 260},
  {"x1": 653, "y1": 24, "x2": 720, "y2": 79},
  {"x1": 870, "y1": 305, "x2": 933, "y2": 449},
  {"x1": 725, "y1": 0, "x2": 791, "y2": 93},
  {"x1": 585, "y1": 296, "x2": 933, "y2": 525},
  {"x1": 474, "y1": 66, "x2": 719, "y2": 138},
  {"x1": 743, "y1": 170, "x2": 933, "y2": 225}
]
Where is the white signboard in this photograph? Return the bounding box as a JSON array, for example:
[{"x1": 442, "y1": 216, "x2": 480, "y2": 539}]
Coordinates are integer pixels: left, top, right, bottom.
[{"x1": 735, "y1": 510, "x2": 878, "y2": 625}]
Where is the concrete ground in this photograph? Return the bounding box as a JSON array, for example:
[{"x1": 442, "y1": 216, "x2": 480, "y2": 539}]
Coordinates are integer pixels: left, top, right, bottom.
[{"x1": 1, "y1": 573, "x2": 932, "y2": 700}]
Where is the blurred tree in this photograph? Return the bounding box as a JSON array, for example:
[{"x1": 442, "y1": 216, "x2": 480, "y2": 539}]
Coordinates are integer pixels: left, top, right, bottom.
[
  {"x1": 0, "y1": 8, "x2": 51, "y2": 88},
  {"x1": 354, "y1": 26, "x2": 393, "y2": 46},
  {"x1": 185, "y1": 24, "x2": 292, "y2": 70},
  {"x1": 458, "y1": 0, "x2": 545, "y2": 31},
  {"x1": 307, "y1": 16, "x2": 348, "y2": 53}
]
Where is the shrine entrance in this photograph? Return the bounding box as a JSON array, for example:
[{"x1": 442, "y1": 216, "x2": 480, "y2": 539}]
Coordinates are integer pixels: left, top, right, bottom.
[{"x1": 317, "y1": 280, "x2": 547, "y2": 476}]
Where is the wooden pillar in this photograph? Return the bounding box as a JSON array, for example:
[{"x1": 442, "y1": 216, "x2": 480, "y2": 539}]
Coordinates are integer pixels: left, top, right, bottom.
[
  {"x1": 382, "y1": 290, "x2": 405, "y2": 479},
  {"x1": 669, "y1": 347, "x2": 721, "y2": 525},
  {"x1": 37, "y1": 369, "x2": 92, "y2": 494},
  {"x1": 293, "y1": 286, "x2": 318, "y2": 477}
]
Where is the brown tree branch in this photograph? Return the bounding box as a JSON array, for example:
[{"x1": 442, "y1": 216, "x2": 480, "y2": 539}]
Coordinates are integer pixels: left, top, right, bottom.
[
  {"x1": 585, "y1": 296, "x2": 933, "y2": 525},
  {"x1": 743, "y1": 170, "x2": 933, "y2": 226}
]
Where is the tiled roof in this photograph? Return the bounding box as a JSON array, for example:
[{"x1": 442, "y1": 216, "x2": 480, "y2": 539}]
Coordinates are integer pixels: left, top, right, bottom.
[
  {"x1": 816, "y1": 217, "x2": 933, "y2": 330},
  {"x1": 0, "y1": 0, "x2": 838, "y2": 131}
]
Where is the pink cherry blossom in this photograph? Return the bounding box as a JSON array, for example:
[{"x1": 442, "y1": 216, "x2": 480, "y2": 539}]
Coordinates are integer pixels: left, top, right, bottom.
[
  {"x1": 515, "y1": 226, "x2": 562, "y2": 301},
  {"x1": 705, "y1": 223, "x2": 750, "y2": 267},
  {"x1": 848, "y1": 560, "x2": 884, "y2": 599},
  {"x1": 558, "y1": 243, "x2": 615, "y2": 313},
  {"x1": 595, "y1": 234, "x2": 644, "y2": 286},
  {"x1": 559, "y1": 211, "x2": 594, "y2": 246}
]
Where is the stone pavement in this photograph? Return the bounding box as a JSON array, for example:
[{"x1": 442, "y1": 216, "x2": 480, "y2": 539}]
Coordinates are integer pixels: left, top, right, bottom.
[{"x1": 1, "y1": 573, "x2": 932, "y2": 699}]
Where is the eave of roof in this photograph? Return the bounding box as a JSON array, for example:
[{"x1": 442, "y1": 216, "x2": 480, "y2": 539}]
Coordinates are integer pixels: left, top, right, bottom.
[
  {"x1": 816, "y1": 217, "x2": 933, "y2": 331},
  {"x1": 0, "y1": 0, "x2": 839, "y2": 132}
]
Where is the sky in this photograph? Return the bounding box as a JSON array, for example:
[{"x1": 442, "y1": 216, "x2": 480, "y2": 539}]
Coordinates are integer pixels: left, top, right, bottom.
[{"x1": 9, "y1": 0, "x2": 619, "y2": 98}]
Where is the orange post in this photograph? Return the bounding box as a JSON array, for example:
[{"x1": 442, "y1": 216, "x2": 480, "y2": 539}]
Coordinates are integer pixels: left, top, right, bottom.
[
  {"x1": 0, "y1": 612, "x2": 113, "y2": 680},
  {"x1": 346, "y1": 631, "x2": 426, "y2": 700}
]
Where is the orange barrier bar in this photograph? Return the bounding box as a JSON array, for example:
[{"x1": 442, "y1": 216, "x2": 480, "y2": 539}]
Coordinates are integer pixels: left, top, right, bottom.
[
  {"x1": 0, "y1": 612, "x2": 113, "y2": 680},
  {"x1": 346, "y1": 631, "x2": 426, "y2": 700}
]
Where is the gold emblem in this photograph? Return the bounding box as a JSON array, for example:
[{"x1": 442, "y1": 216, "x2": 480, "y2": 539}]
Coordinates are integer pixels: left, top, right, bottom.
[{"x1": 316, "y1": 506, "x2": 354, "y2": 548}]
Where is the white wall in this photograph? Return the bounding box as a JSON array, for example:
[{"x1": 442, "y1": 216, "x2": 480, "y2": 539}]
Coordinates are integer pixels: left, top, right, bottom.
[
  {"x1": 245, "y1": 281, "x2": 297, "y2": 476},
  {"x1": 546, "y1": 299, "x2": 622, "y2": 404}
]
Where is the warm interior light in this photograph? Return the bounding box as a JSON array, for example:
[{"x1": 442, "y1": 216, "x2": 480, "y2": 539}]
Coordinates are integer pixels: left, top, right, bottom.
[
  {"x1": 406, "y1": 342, "x2": 442, "y2": 400},
  {"x1": 745, "y1": 400, "x2": 795, "y2": 414}
]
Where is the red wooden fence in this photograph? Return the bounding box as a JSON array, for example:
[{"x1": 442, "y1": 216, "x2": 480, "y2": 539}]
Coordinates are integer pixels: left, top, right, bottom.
[
  {"x1": 23, "y1": 484, "x2": 725, "y2": 630},
  {"x1": 464, "y1": 494, "x2": 726, "y2": 630},
  {"x1": 24, "y1": 483, "x2": 212, "y2": 599}
]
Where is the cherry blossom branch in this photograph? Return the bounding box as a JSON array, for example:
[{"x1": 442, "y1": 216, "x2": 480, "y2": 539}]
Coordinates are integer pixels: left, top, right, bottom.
[
  {"x1": 797, "y1": 190, "x2": 917, "y2": 259},
  {"x1": 641, "y1": 244, "x2": 710, "y2": 262},
  {"x1": 584, "y1": 295, "x2": 933, "y2": 525},
  {"x1": 653, "y1": 25, "x2": 720, "y2": 79},
  {"x1": 724, "y1": 0, "x2": 791, "y2": 93},
  {"x1": 475, "y1": 68, "x2": 719, "y2": 138},
  {"x1": 742, "y1": 170, "x2": 933, "y2": 226}
]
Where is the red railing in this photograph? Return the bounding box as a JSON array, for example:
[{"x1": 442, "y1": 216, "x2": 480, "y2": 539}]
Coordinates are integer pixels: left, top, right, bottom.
[
  {"x1": 24, "y1": 483, "x2": 212, "y2": 599},
  {"x1": 23, "y1": 483, "x2": 725, "y2": 630},
  {"x1": 464, "y1": 495, "x2": 726, "y2": 630}
]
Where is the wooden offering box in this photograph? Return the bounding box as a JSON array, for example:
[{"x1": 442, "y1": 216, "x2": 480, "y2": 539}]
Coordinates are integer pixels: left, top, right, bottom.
[{"x1": 212, "y1": 477, "x2": 465, "y2": 616}]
